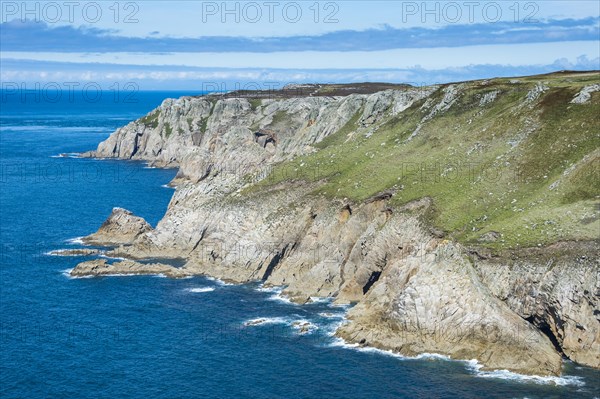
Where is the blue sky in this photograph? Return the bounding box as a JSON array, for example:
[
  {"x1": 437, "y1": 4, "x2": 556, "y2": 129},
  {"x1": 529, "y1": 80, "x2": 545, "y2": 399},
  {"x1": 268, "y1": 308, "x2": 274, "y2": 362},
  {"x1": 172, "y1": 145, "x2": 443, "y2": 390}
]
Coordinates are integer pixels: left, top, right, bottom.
[{"x1": 1, "y1": 1, "x2": 599, "y2": 89}]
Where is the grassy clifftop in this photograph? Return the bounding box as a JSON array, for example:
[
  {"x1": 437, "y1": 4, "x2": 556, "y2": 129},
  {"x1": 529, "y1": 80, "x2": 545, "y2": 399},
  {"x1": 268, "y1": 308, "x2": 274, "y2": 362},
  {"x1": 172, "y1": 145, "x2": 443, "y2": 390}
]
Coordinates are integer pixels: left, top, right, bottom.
[{"x1": 256, "y1": 71, "x2": 599, "y2": 249}]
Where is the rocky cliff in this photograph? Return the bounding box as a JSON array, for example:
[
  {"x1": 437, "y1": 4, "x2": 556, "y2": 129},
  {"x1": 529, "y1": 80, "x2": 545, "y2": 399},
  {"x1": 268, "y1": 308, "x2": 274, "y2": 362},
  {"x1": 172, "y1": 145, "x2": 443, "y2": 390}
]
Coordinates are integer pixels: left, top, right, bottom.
[{"x1": 75, "y1": 74, "x2": 600, "y2": 376}]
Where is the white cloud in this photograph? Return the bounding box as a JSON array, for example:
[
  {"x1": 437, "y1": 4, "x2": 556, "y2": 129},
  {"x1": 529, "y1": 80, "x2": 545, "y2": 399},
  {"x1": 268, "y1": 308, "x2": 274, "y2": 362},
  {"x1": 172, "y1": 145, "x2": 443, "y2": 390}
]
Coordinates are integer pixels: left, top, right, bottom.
[
  {"x1": 2, "y1": 41, "x2": 599, "y2": 70},
  {"x1": 12, "y1": 1, "x2": 598, "y2": 38}
]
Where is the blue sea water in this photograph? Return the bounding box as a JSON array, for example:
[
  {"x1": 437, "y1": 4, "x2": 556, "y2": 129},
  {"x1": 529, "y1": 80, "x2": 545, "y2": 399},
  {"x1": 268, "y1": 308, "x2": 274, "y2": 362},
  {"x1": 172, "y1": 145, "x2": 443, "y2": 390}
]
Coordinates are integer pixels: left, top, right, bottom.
[{"x1": 1, "y1": 91, "x2": 599, "y2": 399}]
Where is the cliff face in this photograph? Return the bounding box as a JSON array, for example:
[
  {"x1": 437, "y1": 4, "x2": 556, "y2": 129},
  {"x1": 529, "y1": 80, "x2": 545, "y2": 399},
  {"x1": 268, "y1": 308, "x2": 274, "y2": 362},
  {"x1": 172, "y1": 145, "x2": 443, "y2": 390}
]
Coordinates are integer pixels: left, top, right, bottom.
[
  {"x1": 77, "y1": 75, "x2": 600, "y2": 375},
  {"x1": 475, "y1": 242, "x2": 600, "y2": 368}
]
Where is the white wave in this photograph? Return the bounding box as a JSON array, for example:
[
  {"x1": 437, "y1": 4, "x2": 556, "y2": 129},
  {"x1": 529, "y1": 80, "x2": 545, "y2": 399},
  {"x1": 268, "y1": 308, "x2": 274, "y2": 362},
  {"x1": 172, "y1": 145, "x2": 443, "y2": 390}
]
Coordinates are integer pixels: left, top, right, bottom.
[
  {"x1": 466, "y1": 360, "x2": 586, "y2": 387},
  {"x1": 329, "y1": 335, "x2": 582, "y2": 386},
  {"x1": 329, "y1": 337, "x2": 447, "y2": 362},
  {"x1": 61, "y1": 268, "x2": 74, "y2": 278},
  {"x1": 329, "y1": 334, "x2": 455, "y2": 363},
  {"x1": 65, "y1": 236, "x2": 86, "y2": 245},
  {"x1": 346, "y1": 343, "x2": 406, "y2": 359},
  {"x1": 308, "y1": 296, "x2": 333, "y2": 304},
  {"x1": 322, "y1": 319, "x2": 349, "y2": 336},
  {"x1": 243, "y1": 317, "x2": 289, "y2": 326},
  {"x1": 50, "y1": 153, "x2": 81, "y2": 159},
  {"x1": 205, "y1": 276, "x2": 234, "y2": 286},
  {"x1": 242, "y1": 316, "x2": 317, "y2": 335},
  {"x1": 141, "y1": 273, "x2": 191, "y2": 279},
  {"x1": 290, "y1": 319, "x2": 318, "y2": 335},
  {"x1": 185, "y1": 287, "x2": 215, "y2": 293},
  {"x1": 318, "y1": 312, "x2": 346, "y2": 319},
  {"x1": 98, "y1": 254, "x2": 125, "y2": 261},
  {"x1": 268, "y1": 292, "x2": 297, "y2": 305},
  {"x1": 60, "y1": 268, "x2": 93, "y2": 279},
  {"x1": 413, "y1": 353, "x2": 452, "y2": 361},
  {"x1": 161, "y1": 184, "x2": 175, "y2": 189},
  {"x1": 257, "y1": 285, "x2": 297, "y2": 305},
  {"x1": 255, "y1": 284, "x2": 282, "y2": 293}
]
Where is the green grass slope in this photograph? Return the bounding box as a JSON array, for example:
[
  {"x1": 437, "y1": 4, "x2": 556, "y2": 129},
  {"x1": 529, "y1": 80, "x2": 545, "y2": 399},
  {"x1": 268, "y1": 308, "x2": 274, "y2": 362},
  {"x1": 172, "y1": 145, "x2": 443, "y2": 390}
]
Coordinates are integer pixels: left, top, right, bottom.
[{"x1": 255, "y1": 72, "x2": 600, "y2": 249}]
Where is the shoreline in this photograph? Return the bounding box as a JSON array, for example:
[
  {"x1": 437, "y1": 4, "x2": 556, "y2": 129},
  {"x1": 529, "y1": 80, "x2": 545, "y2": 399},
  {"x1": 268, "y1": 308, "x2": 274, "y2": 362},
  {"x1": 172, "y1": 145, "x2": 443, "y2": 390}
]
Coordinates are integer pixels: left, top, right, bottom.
[
  {"x1": 60, "y1": 74, "x2": 600, "y2": 377},
  {"x1": 56, "y1": 252, "x2": 591, "y2": 386}
]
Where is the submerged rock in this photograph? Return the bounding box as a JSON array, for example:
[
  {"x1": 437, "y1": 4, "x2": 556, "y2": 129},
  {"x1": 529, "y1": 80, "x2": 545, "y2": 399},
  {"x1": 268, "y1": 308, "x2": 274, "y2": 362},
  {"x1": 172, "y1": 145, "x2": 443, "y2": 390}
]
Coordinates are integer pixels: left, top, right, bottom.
[
  {"x1": 244, "y1": 318, "x2": 268, "y2": 326},
  {"x1": 291, "y1": 321, "x2": 317, "y2": 334}
]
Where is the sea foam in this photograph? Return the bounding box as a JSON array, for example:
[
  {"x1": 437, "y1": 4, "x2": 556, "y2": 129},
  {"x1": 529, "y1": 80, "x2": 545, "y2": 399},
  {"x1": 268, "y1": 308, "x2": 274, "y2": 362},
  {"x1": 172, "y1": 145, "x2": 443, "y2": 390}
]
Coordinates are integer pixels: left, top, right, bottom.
[
  {"x1": 243, "y1": 317, "x2": 318, "y2": 335},
  {"x1": 329, "y1": 334, "x2": 586, "y2": 387},
  {"x1": 60, "y1": 268, "x2": 93, "y2": 279},
  {"x1": 205, "y1": 276, "x2": 234, "y2": 286},
  {"x1": 50, "y1": 153, "x2": 81, "y2": 159},
  {"x1": 185, "y1": 287, "x2": 215, "y2": 293},
  {"x1": 254, "y1": 284, "x2": 296, "y2": 304},
  {"x1": 66, "y1": 237, "x2": 86, "y2": 245},
  {"x1": 466, "y1": 360, "x2": 586, "y2": 387},
  {"x1": 243, "y1": 317, "x2": 289, "y2": 326},
  {"x1": 308, "y1": 296, "x2": 333, "y2": 304},
  {"x1": 98, "y1": 254, "x2": 125, "y2": 261}
]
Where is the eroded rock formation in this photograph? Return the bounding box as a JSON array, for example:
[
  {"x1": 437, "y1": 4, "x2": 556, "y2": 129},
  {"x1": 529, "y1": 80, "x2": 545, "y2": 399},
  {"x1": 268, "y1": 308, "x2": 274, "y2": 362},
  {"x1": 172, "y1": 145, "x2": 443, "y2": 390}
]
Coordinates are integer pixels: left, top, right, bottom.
[{"x1": 71, "y1": 78, "x2": 599, "y2": 375}]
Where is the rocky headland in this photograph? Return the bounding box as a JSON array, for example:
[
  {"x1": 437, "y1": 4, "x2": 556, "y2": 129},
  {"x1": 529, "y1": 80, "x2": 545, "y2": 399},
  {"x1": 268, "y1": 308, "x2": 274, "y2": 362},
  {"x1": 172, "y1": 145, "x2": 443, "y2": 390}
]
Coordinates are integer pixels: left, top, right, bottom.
[{"x1": 70, "y1": 73, "x2": 599, "y2": 376}]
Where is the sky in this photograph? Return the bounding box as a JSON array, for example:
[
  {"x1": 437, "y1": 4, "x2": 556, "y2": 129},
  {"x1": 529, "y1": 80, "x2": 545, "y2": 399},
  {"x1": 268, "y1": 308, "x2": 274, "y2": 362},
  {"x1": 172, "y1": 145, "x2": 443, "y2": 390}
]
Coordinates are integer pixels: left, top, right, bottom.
[{"x1": 1, "y1": 1, "x2": 599, "y2": 90}]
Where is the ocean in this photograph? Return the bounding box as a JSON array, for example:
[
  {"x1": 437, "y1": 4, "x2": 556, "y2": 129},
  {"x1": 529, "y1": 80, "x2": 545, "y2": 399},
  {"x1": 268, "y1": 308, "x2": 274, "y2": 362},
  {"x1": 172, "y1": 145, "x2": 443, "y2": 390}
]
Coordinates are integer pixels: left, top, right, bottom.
[{"x1": 1, "y1": 90, "x2": 598, "y2": 399}]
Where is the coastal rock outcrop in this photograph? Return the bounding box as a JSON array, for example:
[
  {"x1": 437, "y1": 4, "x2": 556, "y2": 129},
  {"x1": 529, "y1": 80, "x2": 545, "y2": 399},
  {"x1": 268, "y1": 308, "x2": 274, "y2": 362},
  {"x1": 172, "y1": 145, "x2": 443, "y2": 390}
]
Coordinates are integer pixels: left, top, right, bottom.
[
  {"x1": 474, "y1": 242, "x2": 600, "y2": 369},
  {"x1": 74, "y1": 184, "x2": 569, "y2": 375},
  {"x1": 336, "y1": 241, "x2": 562, "y2": 375},
  {"x1": 49, "y1": 249, "x2": 101, "y2": 256},
  {"x1": 70, "y1": 259, "x2": 188, "y2": 278},
  {"x1": 73, "y1": 77, "x2": 600, "y2": 375},
  {"x1": 83, "y1": 207, "x2": 153, "y2": 246}
]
